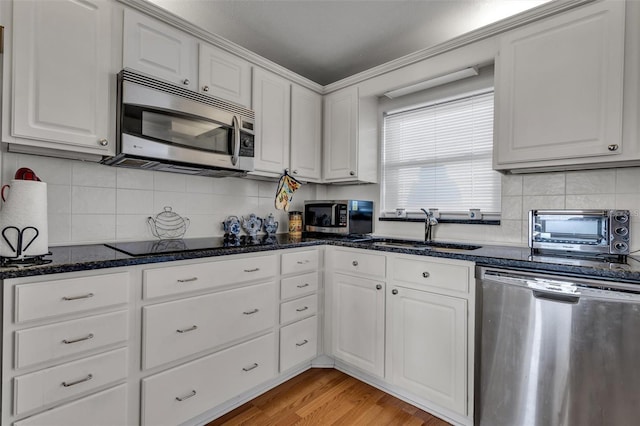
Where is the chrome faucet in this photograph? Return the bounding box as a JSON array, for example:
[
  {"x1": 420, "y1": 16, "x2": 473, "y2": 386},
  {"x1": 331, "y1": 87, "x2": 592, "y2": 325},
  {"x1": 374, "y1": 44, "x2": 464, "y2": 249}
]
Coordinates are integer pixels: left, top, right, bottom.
[{"x1": 420, "y1": 208, "x2": 438, "y2": 242}]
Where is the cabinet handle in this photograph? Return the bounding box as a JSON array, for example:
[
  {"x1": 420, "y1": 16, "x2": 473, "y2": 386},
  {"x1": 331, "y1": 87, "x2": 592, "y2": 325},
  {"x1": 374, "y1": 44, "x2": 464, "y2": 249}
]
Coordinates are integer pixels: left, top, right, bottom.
[
  {"x1": 422, "y1": 272, "x2": 430, "y2": 278},
  {"x1": 376, "y1": 284, "x2": 382, "y2": 290},
  {"x1": 175, "y1": 390, "x2": 197, "y2": 402},
  {"x1": 297, "y1": 283, "x2": 310, "y2": 288},
  {"x1": 176, "y1": 325, "x2": 198, "y2": 333},
  {"x1": 62, "y1": 333, "x2": 94, "y2": 345},
  {"x1": 296, "y1": 306, "x2": 309, "y2": 312},
  {"x1": 98, "y1": 139, "x2": 108, "y2": 147},
  {"x1": 352, "y1": 260, "x2": 358, "y2": 266},
  {"x1": 182, "y1": 79, "x2": 190, "y2": 85},
  {"x1": 293, "y1": 170, "x2": 299, "y2": 174},
  {"x1": 62, "y1": 292, "x2": 94, "y2": 301},
  {"x1": 244, "y1": 268, "x2": 260, "y2": 273},
  {"x1": 296, "y1": 339, "x2": 309, "y2": 347},
  {"x1": 202, "y1": 85, "x2": 210, "y2": 92},
  {"x1": 243, "y1": 308, "x2": 259, "y2": 315},
  {"x1": 177, "y1": 277, "x2": 198, "y2": 283},
  {"x1": 296, "y1": 260, "x2": 310, "y2": 264},
  {"x1": 61, "y1": 373, "x2": 93, "y2": 388},
  {"x1": 242, "y1": 363, "x2": 259, "y2": 372},
  {"x1": 349, "y1": 171, "x2": 356, "y2": 176},
  {"x1": 608, "y1": 144, "x2": 619, "y2": 151},
  {"x1": 392, "y1": 289, "x2": 398, "y2": 295}
]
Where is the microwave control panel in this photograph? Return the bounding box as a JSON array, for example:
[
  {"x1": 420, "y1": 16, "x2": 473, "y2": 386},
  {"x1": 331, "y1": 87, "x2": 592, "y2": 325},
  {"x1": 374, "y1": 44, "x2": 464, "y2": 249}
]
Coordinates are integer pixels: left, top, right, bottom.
[
  {"x1": 238, "y1": 133, "x2": 255, "y2": 157},
  {"x1": 338, "y1": 205, "x2": 348, "y2": 226}
]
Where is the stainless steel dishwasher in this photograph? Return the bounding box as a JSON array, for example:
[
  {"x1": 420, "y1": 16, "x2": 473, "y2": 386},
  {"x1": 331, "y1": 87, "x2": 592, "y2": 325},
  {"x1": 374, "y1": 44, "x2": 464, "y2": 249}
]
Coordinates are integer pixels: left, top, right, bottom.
[{"x1": 476, "y1": 266, "x2": 640, "y2": 426}]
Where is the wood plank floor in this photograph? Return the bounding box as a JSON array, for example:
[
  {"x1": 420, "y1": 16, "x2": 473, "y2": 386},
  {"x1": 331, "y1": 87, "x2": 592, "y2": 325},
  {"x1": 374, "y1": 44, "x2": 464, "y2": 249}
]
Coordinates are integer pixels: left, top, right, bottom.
[{"x1": 206, "y1": 368, "x2": 452, "y2": 426}]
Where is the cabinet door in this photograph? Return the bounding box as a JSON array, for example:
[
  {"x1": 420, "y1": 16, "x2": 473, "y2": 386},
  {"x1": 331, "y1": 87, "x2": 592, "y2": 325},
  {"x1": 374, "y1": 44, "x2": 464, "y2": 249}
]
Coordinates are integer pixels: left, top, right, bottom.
[
  {"x1": 251, "y1": 68, "x2": 291, "y2": 177},
  {"x1": 388, "y1": 286, "x2": 467, "y2": 415},
  {"x1": 11, "y1": 0, "x2": 112, "y2": 155},
  {"x1": 323, "y1": 86, "x2": 358, "y2": 181},
  {"x1": 290, "y1": 84, "x2": 322, "y2": 182},
  {"x1": 495, "y1": 1, "x2": 625, "y2": 169},
  {"x1": 123, "y1": 8, "x2": 197, "y2": 90},
  {"x1": 331, "y1": 273, "x2": 384, "y2": 377},
  {"x1": 199, "y1": 43, "x2": 251, "y2": 107}
]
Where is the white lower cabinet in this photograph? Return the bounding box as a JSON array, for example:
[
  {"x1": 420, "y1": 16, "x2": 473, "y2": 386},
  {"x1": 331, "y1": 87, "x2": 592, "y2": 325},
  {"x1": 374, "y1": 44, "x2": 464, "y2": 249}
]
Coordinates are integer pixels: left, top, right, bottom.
[
  {"x1": 142, "y1": 281, "x2": 276, "y2": 369},
  {"x1": 14, "y1": 385, "x2": 128, "y2": 426},
  {"x1": 141, "y1": 333, "x2": 276, "y2": 426},
  {"x1": 280, "y1": 316, "x2": 318, "y2": 372},
  {"x1": 387, "y1": 286, "x2": 468, "y2": 415},
  {"x1": 331, "y1": 273, "x2": 385, "y2": 377}
]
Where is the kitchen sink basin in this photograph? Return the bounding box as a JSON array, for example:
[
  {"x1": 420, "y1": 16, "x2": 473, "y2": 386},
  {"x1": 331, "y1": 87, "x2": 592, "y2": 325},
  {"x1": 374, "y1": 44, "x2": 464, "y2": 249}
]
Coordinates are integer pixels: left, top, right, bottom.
[{"x1": 372, "y1": 239, "x2": 481, "y2": 252}]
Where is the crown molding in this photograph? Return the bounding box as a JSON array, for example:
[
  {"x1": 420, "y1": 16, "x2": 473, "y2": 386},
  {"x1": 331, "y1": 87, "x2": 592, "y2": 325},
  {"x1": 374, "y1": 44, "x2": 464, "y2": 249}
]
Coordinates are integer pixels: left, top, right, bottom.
[
  {"x1": 118, "y1": 0, "x2": 594, "y2": 95},
  {"x1": 323, "y1": 0, "x2": 595, "y2": 94},
  {"x1": 117, "y1": 0, "x2": 324, "y2": 94}
]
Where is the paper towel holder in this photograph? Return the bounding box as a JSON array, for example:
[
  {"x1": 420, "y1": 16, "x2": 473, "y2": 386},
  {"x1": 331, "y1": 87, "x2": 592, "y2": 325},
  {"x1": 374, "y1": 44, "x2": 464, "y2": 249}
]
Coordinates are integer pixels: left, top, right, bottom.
[{"x1": 1, "y1": 226, "x2": 40, "y2": 258}]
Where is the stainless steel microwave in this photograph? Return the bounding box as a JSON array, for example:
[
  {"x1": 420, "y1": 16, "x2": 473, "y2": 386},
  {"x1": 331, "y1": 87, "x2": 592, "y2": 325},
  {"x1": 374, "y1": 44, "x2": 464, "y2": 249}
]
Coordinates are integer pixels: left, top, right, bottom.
[
  {"x1": 529, "y1": 209, "x2": 630, "y2": 256},
  {"x1": 304, "y1": 200, "x2": 374, "y2": 235},
  {"x1": 102, "y1": 69, "x2": 255, "y2": 177}
]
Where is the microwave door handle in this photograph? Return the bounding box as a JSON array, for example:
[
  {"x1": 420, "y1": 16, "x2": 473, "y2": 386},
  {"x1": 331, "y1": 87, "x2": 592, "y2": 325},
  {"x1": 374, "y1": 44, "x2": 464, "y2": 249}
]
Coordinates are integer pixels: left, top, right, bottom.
[
  {"x1": 331, "y1": 204, "x2": 338, "y2": 226},
  {"x1": 231, "y1": 115, "x2": 241, "y2": 166}
]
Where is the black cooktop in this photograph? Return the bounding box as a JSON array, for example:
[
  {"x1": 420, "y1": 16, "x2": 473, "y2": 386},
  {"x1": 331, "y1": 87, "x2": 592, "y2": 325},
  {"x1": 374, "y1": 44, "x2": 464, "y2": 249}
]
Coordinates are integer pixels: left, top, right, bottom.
[{"x1": 105, "y1": 235, "x2": 282, "y2": 257}]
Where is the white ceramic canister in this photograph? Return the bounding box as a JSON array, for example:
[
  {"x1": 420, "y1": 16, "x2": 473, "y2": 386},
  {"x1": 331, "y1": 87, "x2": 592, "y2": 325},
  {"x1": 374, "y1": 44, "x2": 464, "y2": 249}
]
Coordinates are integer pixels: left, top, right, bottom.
[{"x1": 0, "y1": 179, "x2": 48, "y2": 259}]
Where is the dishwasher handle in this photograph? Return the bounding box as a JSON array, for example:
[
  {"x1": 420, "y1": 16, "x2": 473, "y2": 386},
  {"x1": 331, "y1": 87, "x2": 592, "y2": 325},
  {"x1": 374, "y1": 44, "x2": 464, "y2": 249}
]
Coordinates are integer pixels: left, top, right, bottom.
[
  {"x1": 532, "y1": 289, "x2": 580, "y2": 304},
  {"x1": 482, "y1": 269, "x2": 581, "y2": 304}
]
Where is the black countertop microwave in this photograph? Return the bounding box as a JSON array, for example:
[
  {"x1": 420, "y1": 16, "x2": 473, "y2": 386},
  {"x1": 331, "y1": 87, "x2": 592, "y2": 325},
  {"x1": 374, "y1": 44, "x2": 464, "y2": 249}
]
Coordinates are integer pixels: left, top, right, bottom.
[{"x1": 304, "y1": 200, "x2": 373, "y2": 235}]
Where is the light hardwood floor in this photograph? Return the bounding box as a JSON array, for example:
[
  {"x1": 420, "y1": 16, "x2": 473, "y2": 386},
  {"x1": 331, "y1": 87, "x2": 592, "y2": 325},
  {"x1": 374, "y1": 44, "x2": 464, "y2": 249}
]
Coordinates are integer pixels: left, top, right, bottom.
[{"x1": 206, "y1": 368, "x2": 452, "y2": 425}]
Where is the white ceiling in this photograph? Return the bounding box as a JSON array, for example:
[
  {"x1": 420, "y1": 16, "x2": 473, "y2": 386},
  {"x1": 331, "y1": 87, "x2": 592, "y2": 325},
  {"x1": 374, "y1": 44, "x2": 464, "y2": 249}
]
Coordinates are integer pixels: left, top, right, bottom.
[{"x1": 147, "y1": 0, "x2": 552, "y2": 86}]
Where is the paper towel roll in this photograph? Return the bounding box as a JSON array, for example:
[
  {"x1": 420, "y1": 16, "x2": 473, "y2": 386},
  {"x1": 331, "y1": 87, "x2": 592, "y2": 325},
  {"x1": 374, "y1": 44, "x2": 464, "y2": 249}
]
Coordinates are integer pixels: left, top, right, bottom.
[{"x1": 0, "y1": 180, "x2": 48, "y2": 259}]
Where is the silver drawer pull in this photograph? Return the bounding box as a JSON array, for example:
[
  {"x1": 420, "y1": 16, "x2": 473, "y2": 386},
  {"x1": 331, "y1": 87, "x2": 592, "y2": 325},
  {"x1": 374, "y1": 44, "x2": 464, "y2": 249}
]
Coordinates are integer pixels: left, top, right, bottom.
[
  {"x1": 296, "y1": 306, "x2": 309, "y2": 312},
  {"x1": 296, "y1": 339, "x2": 309, "y2": 347},
  {"x1": 422, "y1": 272, "x2": 430, "y2": 278},
  {"x1": 243, "y1": 308, "x2": 259, "y2": 315},
  {"x1": 175, "y1": 390, "x2": 197, "y2": 402},
  {"x1": 177, "y1": 277, "x2": 198, "y2": 283},
  {"x1": 242, "y1": 363, "x2": 259, "y2": 372},
  {"x1": 61, "y1": 373, "x2": 93, "y2": 387},
  {"x1": 176, "y1": 325, "x2": 198, "y2": 333},
  {"x1": 296, "y1": 260, "x2": 310, "y2": 264},
  {"x1": 62, "y1": 333, "x2": 94, "y2": 345},
  {"x1": 244, "y1": 268, "x2": 260, "y2": 273},
  {"x1": 296, "y1": 283, "x2": 310, "y2": 288},
  {"x1": 62, "y1": 293, "x2": 94, "y2": 301},
  {"x1": 352, "y1": 260, "x2": 358, "y2": 266}
]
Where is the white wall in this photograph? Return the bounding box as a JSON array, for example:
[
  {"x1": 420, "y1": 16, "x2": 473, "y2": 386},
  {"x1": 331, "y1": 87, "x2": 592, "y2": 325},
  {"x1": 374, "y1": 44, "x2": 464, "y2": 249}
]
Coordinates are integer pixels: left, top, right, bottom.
[
  {"x1": 1, "y1": 152, "x2": 318, "y2": 245},
  {"x1": 325, "y1": 167, "x2": 640, "y2": 252}
]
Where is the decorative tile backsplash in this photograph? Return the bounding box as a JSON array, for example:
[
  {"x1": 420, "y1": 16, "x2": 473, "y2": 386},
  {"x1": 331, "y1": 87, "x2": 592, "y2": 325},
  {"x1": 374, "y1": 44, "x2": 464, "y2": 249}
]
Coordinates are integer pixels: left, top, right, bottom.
[{"x1": 1, "y1": 152, "x2": 317, "y2": 245}]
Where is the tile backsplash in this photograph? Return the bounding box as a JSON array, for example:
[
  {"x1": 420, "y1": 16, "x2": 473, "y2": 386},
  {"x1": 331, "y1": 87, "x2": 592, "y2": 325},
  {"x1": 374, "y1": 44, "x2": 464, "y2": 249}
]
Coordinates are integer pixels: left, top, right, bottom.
[
  {"x1": 3, "y1": 151, "x2": 640, "y2": 253},
  {"x1": 1, "y1": 152, "x2": 318, "y2": 245}
]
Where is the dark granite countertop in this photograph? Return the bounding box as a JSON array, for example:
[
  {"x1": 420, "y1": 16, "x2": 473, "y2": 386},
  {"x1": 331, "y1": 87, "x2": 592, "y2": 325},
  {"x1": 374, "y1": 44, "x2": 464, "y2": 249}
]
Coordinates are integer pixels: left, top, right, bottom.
[{"x1": 2, "y1": 234, "x2": 640, "y2": 284}]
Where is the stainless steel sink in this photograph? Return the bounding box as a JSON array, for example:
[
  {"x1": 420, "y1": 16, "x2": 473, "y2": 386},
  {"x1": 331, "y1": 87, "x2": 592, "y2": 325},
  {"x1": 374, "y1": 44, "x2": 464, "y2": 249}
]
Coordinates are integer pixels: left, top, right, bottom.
[{"x1": 371, "y1": 240, "x2": 481, "y2": 252}]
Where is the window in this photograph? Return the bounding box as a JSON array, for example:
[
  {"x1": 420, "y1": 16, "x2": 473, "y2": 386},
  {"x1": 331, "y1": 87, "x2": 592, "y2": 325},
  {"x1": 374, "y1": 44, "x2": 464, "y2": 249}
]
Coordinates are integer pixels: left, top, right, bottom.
[{"x1": 381, "y1": 90, "x2": 501, "y2": 217}]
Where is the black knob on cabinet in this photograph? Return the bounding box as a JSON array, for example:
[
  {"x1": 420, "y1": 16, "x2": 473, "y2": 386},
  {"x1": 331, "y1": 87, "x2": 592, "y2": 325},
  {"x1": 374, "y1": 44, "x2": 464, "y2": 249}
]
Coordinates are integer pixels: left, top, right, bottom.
[
  {"x1": 391, "y1": 289, "x2": 398, "y2": 295},
  {"x1": 376, "y1": 284, "x2": 382, "y2": 290}
]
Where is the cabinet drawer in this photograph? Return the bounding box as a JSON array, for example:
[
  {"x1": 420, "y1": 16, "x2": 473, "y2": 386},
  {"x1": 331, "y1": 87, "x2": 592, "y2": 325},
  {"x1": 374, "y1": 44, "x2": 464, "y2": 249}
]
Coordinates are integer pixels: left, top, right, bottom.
[
  {"x1": 15, "y1": 310, "x2": 128, "y2": 369},
  {"x1": 143, "y1": 281, "x2": 276, "y2": 369},
  {"x1": 392, "y1": 257, "x2": 471, "y2": 294},
  {"x1": 13, "y1": 348, "x2": 127, "y2": 416},
  {"x1": 332, "y1": 249, "x2": 386, "y2": 278},
  {"x1": 14, "y1": 384, "x2": 127, "y2": 426},
  {"x1": 142, "y1": 333, "x2": 276, "y2": 426},
  {"x1": 143, "y1": 254, "x2": 276, "y2": 299},
  {"x1": 14, "y1": 272, "x2": 129, "y2": 323},
  {"x1": 280, "y1": 294, "x2": 317, "y2": 324},
  {"x1": 281, "y1": 250, "x2": 319, "y2": 275},
  {"x1": 280, "y1": 272, "x2": 318, "y2": 300},
  {"x1": 280, "y1": 316, "x2": 318, "y2": 372}
]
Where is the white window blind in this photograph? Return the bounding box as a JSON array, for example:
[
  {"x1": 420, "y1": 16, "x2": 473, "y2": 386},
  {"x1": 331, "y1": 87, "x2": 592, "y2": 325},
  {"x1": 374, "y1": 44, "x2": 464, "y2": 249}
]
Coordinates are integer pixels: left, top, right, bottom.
[{"x1": 381, "y1": 90, "x2": 501, "y2": 214}]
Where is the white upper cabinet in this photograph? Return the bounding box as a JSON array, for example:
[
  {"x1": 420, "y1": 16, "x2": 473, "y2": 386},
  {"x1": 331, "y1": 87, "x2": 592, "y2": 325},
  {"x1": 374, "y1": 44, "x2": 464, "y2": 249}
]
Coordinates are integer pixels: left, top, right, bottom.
[
  {"x1": 494, "y1": 0, "x2": 626, "y2": 171},
  {"x1": 251, "y1": 67, "x2": 291, "y2": 177},
  {"x1": 290, "y1": 84, "x2": 322, "y2": 182},
  {"x1": 8, "y1": 0, "x2": 114, "y2": 157},
  {"x1": 123, "y1": 8, "x2": 198, "y2": 90},
  {"x1": 323, "y1": 86, "x2": 358, "y2": 181},
  {"x1": 199, "y1": 43, "x2": 252, "y2": 107}
]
